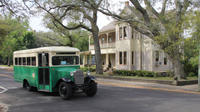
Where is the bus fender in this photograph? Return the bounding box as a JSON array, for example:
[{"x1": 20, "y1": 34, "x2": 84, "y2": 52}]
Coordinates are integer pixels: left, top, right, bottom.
[
  {"x1": 54, "y1": 78, "x2": 73, "y2": 92},
  {"x1": 61, "y1": 78, "x2": 73, "y2": 83},
  {"x1": 84, "y1": 76, "x2": 96, "y2": 84}
]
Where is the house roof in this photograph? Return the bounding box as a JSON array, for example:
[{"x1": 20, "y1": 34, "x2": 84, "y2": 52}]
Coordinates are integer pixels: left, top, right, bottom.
[
  {"x1": 99, "y1": 21, "x2": 116, "y2": 33},
  {"x1": 14, "y1": 46, "x2": 80, "y2": 54}
]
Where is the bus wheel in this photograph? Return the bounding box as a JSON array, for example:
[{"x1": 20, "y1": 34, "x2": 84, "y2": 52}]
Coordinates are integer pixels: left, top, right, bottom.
[
  {"x1": 23, "y1": 81, "x2": 34, "y2": 91},
  {"x1": 85, "y1": 81, "x2": 97, "y2": 97},
  {"x1": 59, "y1": 82, "x2": 72, "y2": 100}
]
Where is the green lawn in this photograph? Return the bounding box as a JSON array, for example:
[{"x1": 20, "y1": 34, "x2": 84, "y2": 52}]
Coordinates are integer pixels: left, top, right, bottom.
[{"x1": 0, "y1": 65, "x2": 13, "y2": 68}]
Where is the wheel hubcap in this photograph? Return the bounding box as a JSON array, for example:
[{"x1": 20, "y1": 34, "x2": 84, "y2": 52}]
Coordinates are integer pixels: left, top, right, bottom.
[{"x1": 60, "y1": 85, "x2": 67, "y2": 96}]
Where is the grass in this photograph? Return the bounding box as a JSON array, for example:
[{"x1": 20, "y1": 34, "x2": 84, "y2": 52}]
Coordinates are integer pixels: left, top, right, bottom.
[
  {"x1": 91, "y1": 72, "x2": 198, "y2": 81},
  {"x1": 0, "y1": 65, "x2": 13, "y2": 68}
]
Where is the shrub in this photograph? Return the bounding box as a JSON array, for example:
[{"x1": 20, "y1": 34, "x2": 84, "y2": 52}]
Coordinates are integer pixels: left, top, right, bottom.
[
  {"x1": 80, "y1": 66, "x2": 96, "y2": 72},
  {"x1": 113, "y1": 70, "x2": 160, "y2": 77},
  {"x1": 188, "y1": 72, "x2": 196, "y2": 77}
]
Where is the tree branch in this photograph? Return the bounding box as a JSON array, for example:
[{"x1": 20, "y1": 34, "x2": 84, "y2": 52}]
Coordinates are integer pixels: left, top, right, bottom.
[
  {"x1": 34, "y1": 0, "x2": 92, "y2": 32},
  {"x1": 129, "y1": 0, "x2": 151, "y2": 26},
  {"x1": 160, "y1": 0, "x2": 168, "y2": 16},
  {"x1": 144, "y1": 0, "x2": 159, "y2": 18}
]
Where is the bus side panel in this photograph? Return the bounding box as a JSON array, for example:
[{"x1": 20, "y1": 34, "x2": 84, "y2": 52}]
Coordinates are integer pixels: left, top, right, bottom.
[
  {"x1": 14, "y1": 66, "x2": 38, "y2": 87},
  {"x1": 14, "y1": 66, "x2": 22, "y2": 82},
  {"x1": 23, "y1": 66, "x2": 38, "y2": 87}
]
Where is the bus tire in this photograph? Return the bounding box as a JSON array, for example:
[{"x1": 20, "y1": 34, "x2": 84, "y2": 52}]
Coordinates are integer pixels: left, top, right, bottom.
[
  {"x1": 59, "y1": 82, "x2": 72, "y2": 100},
  {"x1": 85, "y1": 81, "x2": 97, "y2": 97},
  {"x1": 23, "y1": 80, "x2": 34, "y2": 91}
]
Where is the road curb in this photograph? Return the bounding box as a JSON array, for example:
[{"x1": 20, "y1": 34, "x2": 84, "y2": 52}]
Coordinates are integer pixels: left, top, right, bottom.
[{"x1": 97, "y1": 80, "x2": 200, "y2": 95}]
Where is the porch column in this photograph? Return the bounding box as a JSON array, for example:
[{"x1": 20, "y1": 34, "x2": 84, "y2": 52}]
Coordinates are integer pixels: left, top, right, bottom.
[{"x1": 83, "y1": 55, "x2": 86, "y2": 66}]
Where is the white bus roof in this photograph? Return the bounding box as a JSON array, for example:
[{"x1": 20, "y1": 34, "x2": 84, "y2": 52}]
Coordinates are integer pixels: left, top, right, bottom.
[{"x1": 14, "y1": 46, "x2": 80, "y2": 54}]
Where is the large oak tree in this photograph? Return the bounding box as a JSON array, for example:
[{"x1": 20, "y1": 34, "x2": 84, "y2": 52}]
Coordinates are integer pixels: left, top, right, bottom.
[{"x1": 28, "y1": 0, "x2": 104, "y2": 74}]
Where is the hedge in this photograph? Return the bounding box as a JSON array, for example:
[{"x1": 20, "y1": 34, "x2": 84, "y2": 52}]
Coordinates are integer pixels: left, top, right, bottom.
[
  {"x1": 113, "y1": 70, "x2": 171, "y2": 77},
  {"x1": 80, "y1": 66, "x2": 96, "y2": 72}
]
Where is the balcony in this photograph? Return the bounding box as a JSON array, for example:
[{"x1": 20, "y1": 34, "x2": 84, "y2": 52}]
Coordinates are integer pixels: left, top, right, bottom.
[{"x1": 89, "y1": 42, "x2": 115, "y2": 50}]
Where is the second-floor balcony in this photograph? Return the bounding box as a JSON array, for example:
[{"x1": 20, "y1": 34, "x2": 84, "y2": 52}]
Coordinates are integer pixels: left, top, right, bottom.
[{"x1": 89, "y1": 42, "x2": 115, "y2": 50}]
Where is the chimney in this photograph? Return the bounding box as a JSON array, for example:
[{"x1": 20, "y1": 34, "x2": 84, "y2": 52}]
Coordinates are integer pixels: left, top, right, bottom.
[{"x1": 125, "y1": 1, "x2": 129, "y2": 7}]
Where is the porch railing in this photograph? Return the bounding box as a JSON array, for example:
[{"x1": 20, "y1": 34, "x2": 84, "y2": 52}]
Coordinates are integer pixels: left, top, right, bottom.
[{"x1": 89, "y1": 42, "x2": 115, "y2": 50}]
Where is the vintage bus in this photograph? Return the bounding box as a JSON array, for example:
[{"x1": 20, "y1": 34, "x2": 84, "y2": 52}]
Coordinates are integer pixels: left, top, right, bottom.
[{"x1": 13, "y1": 46, "x2": 97, "y2": 99}]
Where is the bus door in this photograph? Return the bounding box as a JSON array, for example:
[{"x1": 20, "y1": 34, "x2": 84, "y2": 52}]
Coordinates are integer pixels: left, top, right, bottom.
[{"x1": 38, "y1": 53, "x2": 50, "y2": 91}]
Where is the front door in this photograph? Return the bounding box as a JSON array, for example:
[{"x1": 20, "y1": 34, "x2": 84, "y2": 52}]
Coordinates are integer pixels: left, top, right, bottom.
[{"x1": 38, "y1": 53, "x2": 50, "y2": 91}]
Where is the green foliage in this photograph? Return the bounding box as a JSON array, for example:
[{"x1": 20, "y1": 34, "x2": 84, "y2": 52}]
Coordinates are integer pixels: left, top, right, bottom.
[
  {"x1": 43, "y1": 16, "x2": 89, "y2": 51},
  {"x1": 113, "y1": 70, "x2": 172, "y2": 77},
  {"x1": 182, "y1": 11, "x2": 200, "y2": 76},
  {"x1": 80, "y1": 66, "x2": 96, "y2": 72},
  {"x1": 0, "y1": 16, "x2": 36, "y2": 65}
]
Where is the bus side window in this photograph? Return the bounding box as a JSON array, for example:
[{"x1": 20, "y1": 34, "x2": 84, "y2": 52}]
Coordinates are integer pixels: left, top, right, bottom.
[
  {"x1": 15, "y1": 58, "x2": 18, "y2": 65},
  {"x1": 27, "y1": 57, "x2": 30, "y2": 66},
  {"x1": 23, "y1": 57, "x2": 26, "y2": 65},
  {"x1": 19, "y1": 58, "x2": 21, "y2": 65},
  {"x1": 32, "y1": 57, "x2": 36, "y2": 66}
]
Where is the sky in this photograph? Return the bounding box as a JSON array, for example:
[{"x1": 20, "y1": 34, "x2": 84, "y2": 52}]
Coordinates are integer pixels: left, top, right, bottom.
[{"x1": 29, "y1": 0, "x2": 125, "y2": 32}]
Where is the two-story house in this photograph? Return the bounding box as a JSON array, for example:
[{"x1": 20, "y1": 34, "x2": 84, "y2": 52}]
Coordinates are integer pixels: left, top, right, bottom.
[{"x1": 81, "y1": 1, "x2": 173, "y2": 73}]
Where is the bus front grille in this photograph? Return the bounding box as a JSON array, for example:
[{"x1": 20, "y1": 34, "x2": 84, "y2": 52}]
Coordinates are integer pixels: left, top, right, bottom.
[{"x1": 74, "y1": 70, "x2": 84, "y2": 85}]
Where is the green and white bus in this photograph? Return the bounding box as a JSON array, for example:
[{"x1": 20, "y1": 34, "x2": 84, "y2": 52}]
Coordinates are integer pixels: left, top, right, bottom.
[{"x1": 13, "y1": 46, "x2": 97, "y2": 99}]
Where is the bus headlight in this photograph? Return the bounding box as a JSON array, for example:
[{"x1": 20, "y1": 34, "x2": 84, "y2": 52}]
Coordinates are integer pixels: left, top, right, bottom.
[
  {"x1": 70, "y1": 72, "x2": 74, "y2": 76},
  {"x1": 87, "y1": 71, "x2": 90, "y2": 76}
]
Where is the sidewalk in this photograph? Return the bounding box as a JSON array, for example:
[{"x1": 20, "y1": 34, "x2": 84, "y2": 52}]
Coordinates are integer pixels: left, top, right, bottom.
[{"x1": 97, "y1": 78, "x2": 200, "y2": 94}]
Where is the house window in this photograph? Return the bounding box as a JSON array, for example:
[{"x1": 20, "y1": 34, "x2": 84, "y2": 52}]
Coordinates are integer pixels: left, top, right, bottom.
[
  {"x1": 101, "y1": 37, "x2": 104, "y2": 43},
  {"x1": 132, "y1": 51, "x2": 134, "y2": 65},
  {"x1": 124, "y1": 26, "x2": 127, "y2": 37},
  {"x1": 109, "y1": 37, "x2": 112, "y2": 43},
  {"x1": 164, "y1": 57, "x2": 167, "y2": 65},
  {"x1": 155, "y1": 51, "x2": 159, "y2": 62},
  {"x1": 119, "y1": 27, "x2": 122, "y2": 39},
  {"x1": 119, "y1": 52, "x2": 122, "y2": 64},
  {"x1": 124, "y1": 52, "x2": 127, "y2": 65}
]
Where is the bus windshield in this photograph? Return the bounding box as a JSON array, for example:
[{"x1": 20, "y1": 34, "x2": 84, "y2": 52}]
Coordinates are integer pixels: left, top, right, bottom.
[{"x1": 52, "y1": 56, "x2": 79, "y2": 65}]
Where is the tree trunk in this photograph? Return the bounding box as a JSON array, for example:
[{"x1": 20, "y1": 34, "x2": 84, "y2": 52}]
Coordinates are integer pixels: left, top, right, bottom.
[
  {"x1": 92, "y1": 26, "x2": 103, "y2": 74},
  {"x1": 171, "y1": 57, "x2": 186, "y2": 80},
  {"x1": 7, "y1": 57, "x2": 10, "y2": 66}
]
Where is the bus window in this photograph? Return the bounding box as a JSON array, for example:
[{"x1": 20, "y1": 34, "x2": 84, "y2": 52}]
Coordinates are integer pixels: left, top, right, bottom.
[
  {"x1": 38, "y1": 53, "x2": 49, "y2": 67},
  {"x1": 15, "y1": 58, "x2": 18, "y2": 65},
  {"x1": 52, "y1": 56, "x2": 79, "y2": 65},
  {"x1": 27, "y1": 57, "x2": 30, "y2": 65},
  {"x1": 32, "y1": 57, "x2": 36, "y2": 66},
  {"x1": 23, "y1": 57, "x2": 26, "y2": 65},
  {"x1": 19, "y1": 58, "x2": 22, "y2": 65}
]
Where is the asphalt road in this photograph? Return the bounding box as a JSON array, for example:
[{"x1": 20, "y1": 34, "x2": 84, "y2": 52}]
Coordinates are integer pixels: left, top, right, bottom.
[{"x1": 0, "y1": 68, "x2": 200, "y2": 112}]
